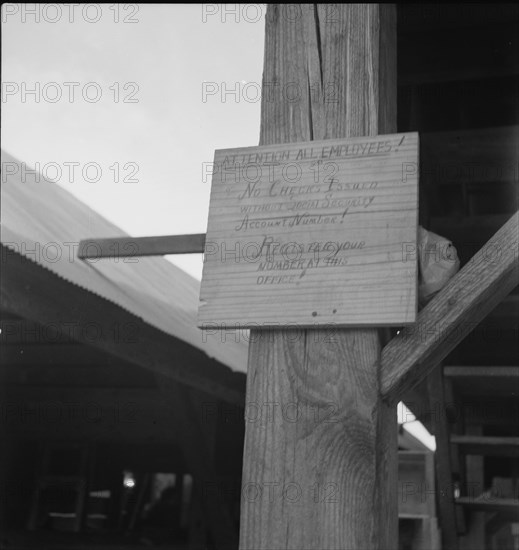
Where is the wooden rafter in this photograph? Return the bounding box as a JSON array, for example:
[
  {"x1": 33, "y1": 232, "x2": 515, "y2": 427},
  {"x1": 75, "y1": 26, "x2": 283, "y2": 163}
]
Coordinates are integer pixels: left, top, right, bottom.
[{"x1": 381, "y1": 211, "x2": 519, "y2": 403}]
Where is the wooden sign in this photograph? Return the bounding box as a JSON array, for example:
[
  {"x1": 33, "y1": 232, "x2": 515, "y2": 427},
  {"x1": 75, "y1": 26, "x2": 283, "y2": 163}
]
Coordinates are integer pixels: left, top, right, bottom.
[{"x1": 198, "y1": 132, "x2": 419, "y2": 327}]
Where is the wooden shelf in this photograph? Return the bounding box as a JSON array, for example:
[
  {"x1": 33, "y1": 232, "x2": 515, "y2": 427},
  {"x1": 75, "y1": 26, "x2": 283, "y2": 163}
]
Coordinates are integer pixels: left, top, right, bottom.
[
  {"x1": 456, "y1": 496, "x2": 519, "y2": 516},
  {"x1": 444, "y1": 366, "x2": 519, "y2": 378},
  {"x1": 451, "y1": 435, "x2": 519, "y2": 456}
]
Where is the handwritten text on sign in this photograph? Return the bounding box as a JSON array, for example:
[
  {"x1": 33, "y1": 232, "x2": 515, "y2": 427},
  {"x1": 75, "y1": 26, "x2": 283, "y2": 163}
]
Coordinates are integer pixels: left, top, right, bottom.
[{"x1": 198, "y1": 133, "x2": 419, "y2": 327}]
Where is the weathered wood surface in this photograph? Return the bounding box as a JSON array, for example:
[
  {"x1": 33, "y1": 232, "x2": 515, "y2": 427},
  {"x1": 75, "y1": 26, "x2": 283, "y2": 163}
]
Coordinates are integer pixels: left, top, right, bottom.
[
  {"x1": 381, "y1": 210, "x2": 519, "y2": 403},
  {"x1": 239, "y1": 5, "x2": 398, "y2": 549},
  {"x1": 78, "y1": 233, "x2": 206, "y2": 258},
  {"x1": 199, "y1": 134, "x2": 418, "y2": 327}
]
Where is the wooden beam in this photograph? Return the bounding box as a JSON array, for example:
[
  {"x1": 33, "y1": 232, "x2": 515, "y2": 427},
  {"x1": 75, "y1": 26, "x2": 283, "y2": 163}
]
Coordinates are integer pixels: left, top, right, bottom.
[
  {"x1": 239, "y1": 5, "x2": 398, "y2": 548},
  {"x1": 77, "y1": 233, "x2": 205, "y2": 259},
  {"x1": 381, "y1": 210, "x2": 519, "y2": 403}
]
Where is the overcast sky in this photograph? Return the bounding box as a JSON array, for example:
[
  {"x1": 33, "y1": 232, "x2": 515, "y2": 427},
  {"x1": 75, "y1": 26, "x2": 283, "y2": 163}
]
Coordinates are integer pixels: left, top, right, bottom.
[
  {"x1": 2, "y1": 3, "x2": 265, "y2": 279},
  {"x1": 1, "y1": 3, "x2": 434, "y2": 450}
]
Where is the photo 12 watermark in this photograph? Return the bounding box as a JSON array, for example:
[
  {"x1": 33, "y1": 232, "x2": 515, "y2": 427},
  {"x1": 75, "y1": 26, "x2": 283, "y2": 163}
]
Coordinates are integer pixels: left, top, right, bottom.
[
  {"x1": 2, "y1": 3, "x2": 139, "y2": 24},
  {"x1": 2, "y1": 160, "x2": 139, "y2": 184},
  {"x1": 2, "y1": 81, "x2": 140, "y2": 103},
  {"x1": 201, "y1": 4, "x2": 341, "y2": 24},
  {"x1": 201, "y1": 80, "x2": 339, "y2": 104}
]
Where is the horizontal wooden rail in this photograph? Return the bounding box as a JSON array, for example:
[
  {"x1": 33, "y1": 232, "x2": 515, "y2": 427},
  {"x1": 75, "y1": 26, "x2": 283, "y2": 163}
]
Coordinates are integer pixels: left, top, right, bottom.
[
  {"x1": 444, "y1": 366, "x2": 519, "y2": 378},
  {"x1": 456, "y1": 497, "x2": 519, "y2": 515},
  {"x1": 78, "y1": 234, "x2": 206, "y2": 259},
  {"x1": 451, "y1": 435, "x2": 519, "y2": 456}
]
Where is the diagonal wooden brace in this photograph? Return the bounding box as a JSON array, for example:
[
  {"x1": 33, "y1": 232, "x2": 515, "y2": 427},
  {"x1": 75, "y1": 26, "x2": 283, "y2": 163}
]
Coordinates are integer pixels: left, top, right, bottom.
[{"x1": 381, "y1": 211, "x2": 519, "y2": 403}]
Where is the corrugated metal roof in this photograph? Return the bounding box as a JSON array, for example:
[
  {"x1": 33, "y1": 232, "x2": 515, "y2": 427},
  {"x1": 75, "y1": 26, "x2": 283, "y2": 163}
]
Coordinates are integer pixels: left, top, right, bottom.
[{"x1": 1, "y1": 150, "x2": 248, "y2": 374}]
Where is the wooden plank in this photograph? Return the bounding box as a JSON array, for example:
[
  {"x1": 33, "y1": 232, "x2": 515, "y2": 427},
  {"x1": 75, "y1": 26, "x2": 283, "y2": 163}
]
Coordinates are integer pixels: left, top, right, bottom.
[
  {"x1": 77, "y1": 233, "x2": 205, "y2": 259},
  {"x1": 451, "y1": 435, "x2": 519, "y2": 457},
  {"x1": 444, "y1": 366, "x2": 519, "y2": 378},
  {"x1": 239, "y1": 5, "x2": 398, "y2": 549},
  {"x1": 381, "y1": 210, "x2": 519, "y2": 403},
  {"x1": 456, "y1": 497, "x2": 519, "y2": 515},
  {"x1": 199, "y1": 134, "x2": 419, "y2": 327}
]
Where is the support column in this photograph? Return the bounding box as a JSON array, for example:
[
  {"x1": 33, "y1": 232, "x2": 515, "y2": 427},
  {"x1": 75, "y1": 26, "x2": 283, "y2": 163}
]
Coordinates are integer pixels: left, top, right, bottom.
[{"x1": 239, "y1": 5, "x2": 398, "y2": 548}]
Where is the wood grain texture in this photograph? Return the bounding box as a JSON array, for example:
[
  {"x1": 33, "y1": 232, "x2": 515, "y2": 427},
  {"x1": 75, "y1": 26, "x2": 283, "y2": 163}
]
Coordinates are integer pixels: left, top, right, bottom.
[
  {"x1": 381, "y1": 210, "x2": 519, "y2": 403},
  {"x1": 239, "y1": 5, "x2": 398, "y2": 549},
  {"x1": 199, "y1": 134, "x2": 418, "y2": 327}
]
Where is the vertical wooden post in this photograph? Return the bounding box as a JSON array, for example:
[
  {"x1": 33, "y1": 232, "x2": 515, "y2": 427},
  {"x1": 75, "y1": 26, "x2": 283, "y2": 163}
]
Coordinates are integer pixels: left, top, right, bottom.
[
  {"x1": 460, "y1": 425, "x2": 486, "y2": 550},
  {"x1": 239, "y1": 4, "x2": 398, "y2": 549},
  {"x1": 156, "y1": 377, "x2": 238, "y2": 548},
  {"x1": 427, "y1": 366, "x2": 460, "y2": 550}
]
